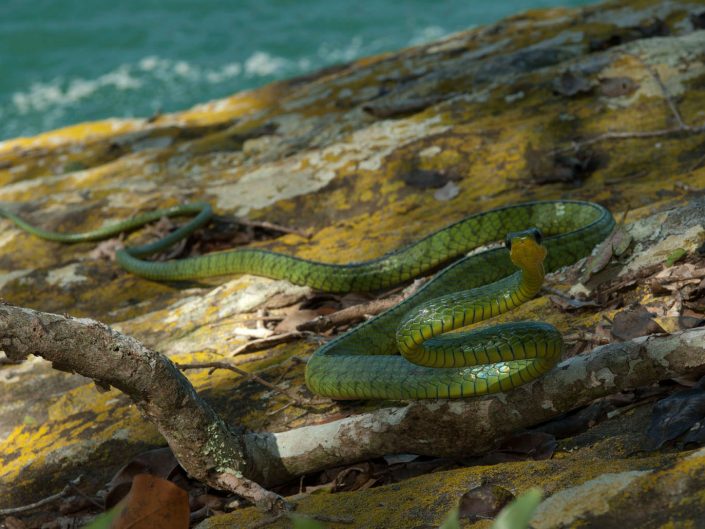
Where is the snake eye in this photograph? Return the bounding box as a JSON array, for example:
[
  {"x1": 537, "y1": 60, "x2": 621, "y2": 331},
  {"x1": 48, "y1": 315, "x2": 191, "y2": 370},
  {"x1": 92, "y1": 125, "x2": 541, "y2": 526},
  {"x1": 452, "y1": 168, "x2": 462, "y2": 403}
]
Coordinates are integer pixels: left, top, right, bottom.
[
  {"x1": 504, "y1": 234, "x2": 512, "y2": 250},
  {"x1": 531, "y1": 228, "x2": 543, "y2": 245}
]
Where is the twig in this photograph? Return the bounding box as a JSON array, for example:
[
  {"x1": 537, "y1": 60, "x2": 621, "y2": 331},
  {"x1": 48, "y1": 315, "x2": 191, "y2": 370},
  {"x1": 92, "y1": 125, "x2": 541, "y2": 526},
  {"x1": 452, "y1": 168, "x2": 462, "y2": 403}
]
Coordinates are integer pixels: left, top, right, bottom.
[
  {"x1": 3, "y1": 301, "x2": 705, "y2": 491},
  {"x1": 297, "y1": 297, "x2": 402, "y2": 332},
  {"x1": 563, "y1": 331, "x2": 610, "y2": 346},
  {"x1": 0, "y1": 303, "x2": 288, "y2": 510},
  {"x1": 67, "y1": 479, "x2": 103, "y2": 509},
  {"x1": 689, "y1": 151, "x2": 705, "y2": 173},
  {"x1": 266, "y1": 401, "x2": 294, "y2": 416},
  {"x1": 297, "y1": 279, "x2": 426, "y2": 333},
  {"x1": 237, "y1": 218, "x2": 311, "y2": 239},
  {"x1": 624, "y1": 51, "x2": 688, "y2": 130},
  {"x1": 209, "y1": 315, "x2": 284, "y2": 329},
  {"x1": 553, "y1": 50, "x2": 705, "y2": 154},
  {"x1": 230, "y1": 347, "x2": 291, "y2": 366},
  {"x1": 248, "y1": 512, "x2": 355, "y2": 529},
  {"x1": 228, "y1": 331, "x2": 310, "y2": 356},
  {"x1": 0, "y1": 477, "x2": 79, "y2": 516},
  {"x1": 542, "y1": 286, "x2": 600, "y2": 310},
  {"x1": 553, "y1": 126, "x2": 704, "y2": 154},
  {"x1": 176, "y1": 361, "x2": 306, "y2": 406},
  {"x1": 598, "y1": 263, "x2": 664, "y2": 297},
  {"x1": 232, "y1": 327, "x2": 274, "y2": 339}
]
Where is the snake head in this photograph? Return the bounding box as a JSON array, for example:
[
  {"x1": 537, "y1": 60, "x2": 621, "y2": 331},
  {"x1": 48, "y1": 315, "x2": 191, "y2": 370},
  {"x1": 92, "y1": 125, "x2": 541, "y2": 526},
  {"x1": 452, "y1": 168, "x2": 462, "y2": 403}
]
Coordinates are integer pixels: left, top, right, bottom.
[{"x1": 505, "y1": 228, "x2": 547, "y2": 271}]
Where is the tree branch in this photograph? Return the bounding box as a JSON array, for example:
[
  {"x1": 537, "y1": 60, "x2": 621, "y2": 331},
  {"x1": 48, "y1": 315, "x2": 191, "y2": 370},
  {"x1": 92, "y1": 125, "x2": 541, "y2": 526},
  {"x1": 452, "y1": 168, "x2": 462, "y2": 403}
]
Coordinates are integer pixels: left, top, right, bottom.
[
  {"x1": 246, "y1": 328, "x2": 705, "y2": 484},
  {"x1": 0, "y1": 303, "x2": 287, "y2": 512},
  {"x1": 1, "y1": 302, "x2": 704, "y2": 492}
]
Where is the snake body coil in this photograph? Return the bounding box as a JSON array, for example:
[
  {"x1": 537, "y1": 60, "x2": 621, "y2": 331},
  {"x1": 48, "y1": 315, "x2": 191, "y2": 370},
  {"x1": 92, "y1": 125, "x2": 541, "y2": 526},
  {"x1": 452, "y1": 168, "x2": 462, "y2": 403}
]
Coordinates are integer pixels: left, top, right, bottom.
[{"x1": 1, "y1": 200, "x2": 614, "y2": 400}]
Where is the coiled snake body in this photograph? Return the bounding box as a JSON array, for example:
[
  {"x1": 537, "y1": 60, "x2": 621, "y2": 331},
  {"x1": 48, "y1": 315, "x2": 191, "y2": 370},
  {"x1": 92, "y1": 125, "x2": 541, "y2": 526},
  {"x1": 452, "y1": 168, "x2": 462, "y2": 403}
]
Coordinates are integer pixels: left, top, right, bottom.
[{"x1": 2, "y1": 200, "x2": 614, "y2": 400}]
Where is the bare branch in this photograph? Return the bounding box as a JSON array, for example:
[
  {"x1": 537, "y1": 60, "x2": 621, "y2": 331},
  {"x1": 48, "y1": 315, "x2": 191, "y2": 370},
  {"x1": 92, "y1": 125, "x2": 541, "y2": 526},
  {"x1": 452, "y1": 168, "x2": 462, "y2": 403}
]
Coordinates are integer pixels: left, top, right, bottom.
[
  {"x1": 243, "y1": 328, "x2": 705, "y2": 484},
  {"x1": 0, "y1": 479, "x2": 76, "y2": 516},
  {"x1": 176, "y1": 360, "x2": 306, "y2": 406},
  {"x1": 552, "y1": 50, "x2": 705, "y2": 155},
  {"x1": 298, "y1": 279, "x2": 426, "y2": 333},
  {"x1": 229, "y1": 331, "x2": 310, "y2": 356},
  {"x1": 2, "y1": 301, "x2": 704, "y2": 493},
  {"x1": 0, "y1": 303, "x2": 287, "y2": 512},
  {"x1": 237, "y1": 218, "x2": 312, "y2": 240}
]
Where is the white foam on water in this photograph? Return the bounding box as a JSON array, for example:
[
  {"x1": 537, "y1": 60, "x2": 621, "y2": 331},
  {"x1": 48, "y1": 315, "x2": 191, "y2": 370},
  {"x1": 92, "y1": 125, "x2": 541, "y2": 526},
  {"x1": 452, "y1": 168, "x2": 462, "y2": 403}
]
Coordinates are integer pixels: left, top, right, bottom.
[
  {"x1": 11, "y1": 65, "x2": 143, "y2": 114},
  {"x1": 408, "y1": 25, "x2": 448, "y2": 45},
  {"x1": 2, "y1": 28, "x2": 455, "y2": 139}
]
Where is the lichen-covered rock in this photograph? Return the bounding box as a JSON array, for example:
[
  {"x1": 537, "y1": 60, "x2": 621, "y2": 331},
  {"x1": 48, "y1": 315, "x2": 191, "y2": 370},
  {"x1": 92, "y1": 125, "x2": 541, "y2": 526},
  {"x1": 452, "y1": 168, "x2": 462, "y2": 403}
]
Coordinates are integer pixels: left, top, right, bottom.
[{"x1": 2, "y1": 0, "x2": 705, "y2": 525}]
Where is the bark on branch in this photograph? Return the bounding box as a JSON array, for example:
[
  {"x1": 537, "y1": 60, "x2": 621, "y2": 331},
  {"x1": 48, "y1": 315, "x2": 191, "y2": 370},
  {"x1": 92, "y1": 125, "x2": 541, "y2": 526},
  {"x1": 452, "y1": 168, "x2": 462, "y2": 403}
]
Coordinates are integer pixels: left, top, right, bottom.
[
  {"x1": 248, "y1": 327, "x2": 705, "y2": 484},
  {"x1": 0, "y1": 303, "x2": 286, "y2": 511},
  {"x1": 1, "y1": 302, "x2": 704, "y2": 492}
]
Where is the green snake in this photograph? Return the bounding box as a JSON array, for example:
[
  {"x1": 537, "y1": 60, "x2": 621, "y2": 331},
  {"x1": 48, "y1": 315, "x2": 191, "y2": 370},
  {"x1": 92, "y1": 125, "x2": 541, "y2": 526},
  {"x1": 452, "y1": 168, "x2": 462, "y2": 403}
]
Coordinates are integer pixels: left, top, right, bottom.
[{"x1": 1, "y1": 200, "x2": 614, "y2": 400}]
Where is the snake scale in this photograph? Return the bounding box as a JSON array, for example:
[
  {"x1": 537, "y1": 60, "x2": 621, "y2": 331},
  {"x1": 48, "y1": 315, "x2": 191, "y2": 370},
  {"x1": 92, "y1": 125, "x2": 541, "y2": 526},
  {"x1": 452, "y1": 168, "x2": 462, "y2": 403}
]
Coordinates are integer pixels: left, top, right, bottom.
[{"x1": 1, "y1": 200, "x2": 614, "y2": 400}]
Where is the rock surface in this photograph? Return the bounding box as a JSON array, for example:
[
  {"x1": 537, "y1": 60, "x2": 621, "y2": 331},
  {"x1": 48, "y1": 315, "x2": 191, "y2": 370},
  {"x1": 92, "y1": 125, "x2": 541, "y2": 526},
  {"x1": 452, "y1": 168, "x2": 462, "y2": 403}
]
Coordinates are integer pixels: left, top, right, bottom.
[{"x1": 2, "y1": 0, "x2": 705, "y2": 527}]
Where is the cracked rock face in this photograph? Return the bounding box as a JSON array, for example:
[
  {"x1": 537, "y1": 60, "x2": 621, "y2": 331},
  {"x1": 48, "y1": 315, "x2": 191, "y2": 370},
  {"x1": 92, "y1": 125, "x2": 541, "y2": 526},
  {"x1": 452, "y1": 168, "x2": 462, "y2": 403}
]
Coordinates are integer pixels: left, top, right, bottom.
[{"x1": 2, "y1": 0, "x2": 705, "y2": 526}]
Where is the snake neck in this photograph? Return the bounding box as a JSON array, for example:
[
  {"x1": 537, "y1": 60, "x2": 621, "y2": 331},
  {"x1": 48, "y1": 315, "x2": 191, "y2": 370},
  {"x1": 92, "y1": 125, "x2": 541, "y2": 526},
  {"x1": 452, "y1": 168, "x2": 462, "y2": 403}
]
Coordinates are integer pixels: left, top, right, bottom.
[
  {"x1": 396, "y1": 251, "x2": 547, "y2": 364},
  {"x1": 516, "y1": 259, "x2": 544, "y2": 299}
]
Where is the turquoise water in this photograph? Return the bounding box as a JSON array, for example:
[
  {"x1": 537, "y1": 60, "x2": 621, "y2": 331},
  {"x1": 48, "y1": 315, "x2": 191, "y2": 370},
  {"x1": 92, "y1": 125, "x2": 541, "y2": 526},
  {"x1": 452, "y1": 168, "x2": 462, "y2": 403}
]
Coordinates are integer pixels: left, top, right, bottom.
[{"x1": 1, "y1": 0, "x2": 593, "y2": 141}]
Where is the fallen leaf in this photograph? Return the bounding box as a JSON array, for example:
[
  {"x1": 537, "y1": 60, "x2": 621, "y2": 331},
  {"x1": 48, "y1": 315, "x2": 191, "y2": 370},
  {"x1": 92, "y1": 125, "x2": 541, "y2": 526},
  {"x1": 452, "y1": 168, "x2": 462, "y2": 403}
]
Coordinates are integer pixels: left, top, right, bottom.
[
  {"x1": 434, "y1": 181, "x2": 460, "y2": 201},
  {"x1": 611, "y1": 306, "x2": 666, "y2": 341},
  {"x1": 111, "y1": 474, "x2": 189, "y2": 529},
  {"x1": 401, "y1": 168, "x2": 452, "y2": 189},
  {"x1": 666, "y1": 262, "x2": 705, "y2": 287},
  {"x1": 599, "y1": 76, "x2": 639, "y2": 98},
  {"x1": 534, "y1": 400, "x2": 613, "y2": 438},
  {"x1": 611, "y1": 226, "x2": 632, "y2": 256},
  {"x1": 665, "y1": 248, "x2": 687, "y2": 266},
  {"x1": 106, "y1": 447, "x2": 180, "y2": 508},
  {"x1": 548, "y1": 294, "x2": 600, "y2": 311},
  {"x1": 2, "y1": 517, "x2": 29, "y2": 529},
  {"x1": 332, "y1": 462, "x2": 376, "y2": 492},
  {"x1": 526, "y1": 144, "x2": 597, "y2": 185},
  {"x1": 500, "y1": 431, "x2": 556, "y2": 460},
  {"x1": 646, "y1": 381, "x2": 705, "y2": 450},
  {"x1": 89, "y1": 237, "x2": 125, "y2": 261},
  {"x1": 459, "y1": 484, "x2": 514, "y2": 522},
  {"x1": 275, "y1": 309, "x2": 324, "y2": 333},
  {"x1": 679, "y1": 313, "x2": 705, "y2": 330},
  {"x1": 552, "y1": 70, "x2": 593, "y2": 96},
  {"x1": 582, "y1": 224, "x2": 633, "y2": 282}
]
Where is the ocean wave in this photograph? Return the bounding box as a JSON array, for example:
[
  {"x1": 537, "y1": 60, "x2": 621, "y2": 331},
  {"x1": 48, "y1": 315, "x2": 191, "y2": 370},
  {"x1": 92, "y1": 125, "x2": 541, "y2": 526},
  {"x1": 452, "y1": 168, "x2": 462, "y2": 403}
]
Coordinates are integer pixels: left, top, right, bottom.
[
  {"x1": 10, "y1": 55, "x2": 259, "y2": 115},
  {"x1": 2, "y1": 30, "x2": 450, "y2": 139}
]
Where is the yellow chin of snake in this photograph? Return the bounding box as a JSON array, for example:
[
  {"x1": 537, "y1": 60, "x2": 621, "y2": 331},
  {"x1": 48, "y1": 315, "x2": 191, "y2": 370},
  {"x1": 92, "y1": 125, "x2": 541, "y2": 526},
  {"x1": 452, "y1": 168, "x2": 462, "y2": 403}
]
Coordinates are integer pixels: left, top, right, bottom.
[{"x1": 509, "y1": 234, "x2": 547, "y2": 278}]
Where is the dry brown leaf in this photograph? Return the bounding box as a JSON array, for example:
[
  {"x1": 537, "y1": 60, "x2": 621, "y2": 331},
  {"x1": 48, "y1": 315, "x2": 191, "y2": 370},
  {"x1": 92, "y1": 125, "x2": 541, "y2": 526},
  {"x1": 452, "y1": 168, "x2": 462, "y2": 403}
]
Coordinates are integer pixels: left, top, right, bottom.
[
  {"x1": 106, "y1": 448, "x2": 180, "y2": 508},
  {"x1": 111, "y1": 474, "x2": 189, "y2": 529},
  {"x1": 611, "y1": 306, "x2": 666, "y2": 341},
  {"x1": 275, "y1": 309, "x2": 329, "y2": 334},
  {"x1": 2, "y1": 516, "x2": 28, "y2": 529},
  {"x1": 459, "y1": 484, "x2": 514, "y2": 521}
]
